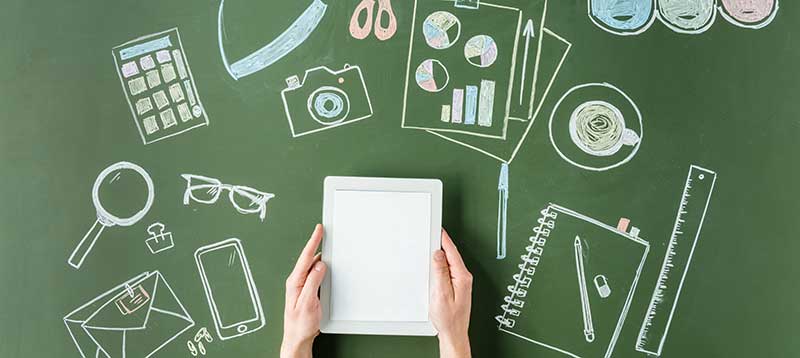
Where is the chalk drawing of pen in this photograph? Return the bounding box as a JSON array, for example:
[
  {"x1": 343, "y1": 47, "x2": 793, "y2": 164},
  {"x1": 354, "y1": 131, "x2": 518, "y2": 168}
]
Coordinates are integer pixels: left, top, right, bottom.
[
  {"x1": 496, "y1": 163, "x2": 509, "y2": 259},
  {"x1": 574, "y1": 236, "x2": 595, "y2": 342}
]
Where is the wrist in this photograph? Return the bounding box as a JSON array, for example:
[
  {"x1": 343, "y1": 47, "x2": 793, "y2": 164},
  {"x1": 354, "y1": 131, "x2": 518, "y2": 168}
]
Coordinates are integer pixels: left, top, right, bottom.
[
  {"x1": 438, "y1": 332, "x2": 471, "y2": 358},
  {"x1": 280, "y1": 336, "x2": 314, "y2": 358}
]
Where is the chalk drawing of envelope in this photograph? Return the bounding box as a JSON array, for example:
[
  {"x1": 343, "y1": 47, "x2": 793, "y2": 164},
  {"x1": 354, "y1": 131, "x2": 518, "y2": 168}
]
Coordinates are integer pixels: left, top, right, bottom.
[
  {"x1": 64, "y1": 271, "x2": 195, "y2": 358},
  {"x1": 427, "y1": 26, "x2": 572, "y2": 164}
]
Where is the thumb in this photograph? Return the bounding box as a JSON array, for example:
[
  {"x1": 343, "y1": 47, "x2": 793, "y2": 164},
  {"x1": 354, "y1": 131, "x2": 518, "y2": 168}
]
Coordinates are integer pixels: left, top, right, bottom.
[
  {"x1": 431, "y1": 250, "x2": 454, "y2": 301},
  {"x1": 298, "y1": 260, "x2": 327, "y2": 306}
]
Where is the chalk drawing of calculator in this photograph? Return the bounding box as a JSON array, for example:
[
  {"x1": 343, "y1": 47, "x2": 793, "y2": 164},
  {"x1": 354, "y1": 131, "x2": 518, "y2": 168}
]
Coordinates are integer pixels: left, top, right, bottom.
[{"x1": 112, "y1": 28, "x2": 209, "y2": 145}]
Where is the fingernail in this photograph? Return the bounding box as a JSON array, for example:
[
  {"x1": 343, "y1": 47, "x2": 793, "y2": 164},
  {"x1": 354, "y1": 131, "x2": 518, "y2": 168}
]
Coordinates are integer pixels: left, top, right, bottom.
[
  {"x1": 434, "y1": 250, "x2": 445, "y2": 262},
  {"x1": 314, "y1": 261, "x2": 324, "y2": 271}
]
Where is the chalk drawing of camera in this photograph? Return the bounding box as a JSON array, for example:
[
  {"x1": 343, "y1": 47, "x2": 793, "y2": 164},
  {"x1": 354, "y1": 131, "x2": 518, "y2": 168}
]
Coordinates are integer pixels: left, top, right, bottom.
[{"x1": 281, "y1": 64, "x2": 374, "y2": 137}]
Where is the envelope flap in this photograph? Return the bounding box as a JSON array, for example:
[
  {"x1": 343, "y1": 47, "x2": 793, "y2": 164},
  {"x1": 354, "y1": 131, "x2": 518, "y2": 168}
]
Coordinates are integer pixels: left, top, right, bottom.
[
  {"x1": 64, "y1": 272, "x2": 151, "y2": 323},
  {"x1": 150, "y1": 272, "x2": 192, "y2": 322},
  {"x1": 83, "y1": 272, "x2": 158, "y2": 330}
]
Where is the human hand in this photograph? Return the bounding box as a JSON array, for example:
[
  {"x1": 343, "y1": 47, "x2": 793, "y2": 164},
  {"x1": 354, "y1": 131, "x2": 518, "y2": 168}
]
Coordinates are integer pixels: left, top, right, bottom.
[
  {"x1": 430, "y1": 229, "x2": 473, "y2": 358},
  {"x1": 281, "y1": 224, "x2": 327, "y2": 358}
]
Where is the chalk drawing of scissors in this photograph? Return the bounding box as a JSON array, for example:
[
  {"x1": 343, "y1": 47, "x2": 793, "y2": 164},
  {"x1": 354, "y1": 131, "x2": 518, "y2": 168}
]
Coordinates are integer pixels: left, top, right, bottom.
[
  {"x1": 349, "y1": 0, "x2": 397, "y2": 41},
  {"x1": 218, "y1": 0, "x2": 328, "y2": 80}
]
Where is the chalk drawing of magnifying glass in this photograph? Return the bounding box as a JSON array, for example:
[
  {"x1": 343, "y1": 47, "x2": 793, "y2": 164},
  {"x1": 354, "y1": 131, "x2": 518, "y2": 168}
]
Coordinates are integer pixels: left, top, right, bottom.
[{"x1": 67, "y1": 162, "x2": 154, "y2": 269}]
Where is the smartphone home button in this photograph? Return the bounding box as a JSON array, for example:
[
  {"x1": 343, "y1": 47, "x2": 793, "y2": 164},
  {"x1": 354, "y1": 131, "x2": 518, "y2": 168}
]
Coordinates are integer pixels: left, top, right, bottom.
[{"x1": 237, "y1": 325, "x2": 248, "y2": 333}]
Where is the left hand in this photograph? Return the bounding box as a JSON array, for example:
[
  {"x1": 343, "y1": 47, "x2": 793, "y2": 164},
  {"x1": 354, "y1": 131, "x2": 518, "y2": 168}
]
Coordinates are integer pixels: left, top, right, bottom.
[{"x1": 280, "y1": 224, "x2": 327, "y2": 358}]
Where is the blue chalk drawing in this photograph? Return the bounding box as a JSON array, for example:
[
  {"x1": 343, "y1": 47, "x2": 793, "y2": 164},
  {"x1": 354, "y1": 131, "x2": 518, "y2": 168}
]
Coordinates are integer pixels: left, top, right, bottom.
[
  {"x1": 218, "y1": 0, "x2": 328, "y2": 80},
  {"x1": 589, "y1": 0, "x2": 656, "y2": 35}
]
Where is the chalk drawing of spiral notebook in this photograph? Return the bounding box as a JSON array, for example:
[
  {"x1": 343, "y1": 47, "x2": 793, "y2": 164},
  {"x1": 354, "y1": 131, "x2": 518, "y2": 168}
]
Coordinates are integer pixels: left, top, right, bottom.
[{"x1": 496, "y1": 204, "x2": 649, "y2": 358}]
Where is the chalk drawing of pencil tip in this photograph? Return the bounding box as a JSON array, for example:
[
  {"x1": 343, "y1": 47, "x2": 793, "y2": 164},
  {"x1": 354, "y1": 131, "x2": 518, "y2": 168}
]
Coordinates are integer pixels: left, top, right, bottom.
[
  {"x1": 67, "y1": 161, "x2": 154, "y2": 269},
  {"x1": 218, "y1": 0, "x2": 328, "y2": 80},
  {"x1": 182, "y1": 174, "x2": 275, "y2": 221},
  {"x1": 350, "y1": 0, "x2": 398, "y2": 41}
]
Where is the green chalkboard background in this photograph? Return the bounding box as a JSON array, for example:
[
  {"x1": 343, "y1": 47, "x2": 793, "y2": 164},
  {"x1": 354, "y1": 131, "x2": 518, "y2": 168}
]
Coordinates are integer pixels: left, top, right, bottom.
[{"x1": 1, "y1": 0, "x2": 799, "y2": 357}]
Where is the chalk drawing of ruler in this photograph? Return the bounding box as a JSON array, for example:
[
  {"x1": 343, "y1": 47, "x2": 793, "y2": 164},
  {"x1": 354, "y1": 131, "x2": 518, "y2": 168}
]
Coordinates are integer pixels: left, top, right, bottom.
[
  {"x1": 218, "y1": 0, "x2": 328, "y2": 80},
  {"x1": 635, "y1": 165, "x2": 717, "y2": 356}
]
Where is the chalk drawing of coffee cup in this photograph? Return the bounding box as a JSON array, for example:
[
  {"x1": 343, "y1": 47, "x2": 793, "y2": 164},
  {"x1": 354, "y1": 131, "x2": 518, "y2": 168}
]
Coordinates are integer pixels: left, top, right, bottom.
[
  {"x1": 549, "y1": 83, "x2": 644, "y2": 172},
  {"x1": 568, "y1": 100, "x2": 641, "y2": 157}
]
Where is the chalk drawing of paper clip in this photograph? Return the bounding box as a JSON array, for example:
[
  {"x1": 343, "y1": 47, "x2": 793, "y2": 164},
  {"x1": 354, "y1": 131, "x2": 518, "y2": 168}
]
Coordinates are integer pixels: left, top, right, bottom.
[{"x1": 218, "y1": 0, "x2": 328, "y2": 80}]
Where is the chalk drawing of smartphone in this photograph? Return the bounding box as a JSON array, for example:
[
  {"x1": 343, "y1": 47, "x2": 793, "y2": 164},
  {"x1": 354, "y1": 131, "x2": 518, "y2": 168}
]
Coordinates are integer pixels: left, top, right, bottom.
[{"x1": 195, "y1": 238, "x2": 265, "y2": 340}]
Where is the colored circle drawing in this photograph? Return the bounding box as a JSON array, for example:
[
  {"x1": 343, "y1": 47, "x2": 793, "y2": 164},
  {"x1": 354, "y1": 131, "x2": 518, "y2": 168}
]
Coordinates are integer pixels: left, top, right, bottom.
[
  {"x1": 423, "y1": 11, "x2": 461, "y2": 50},
  {"x1": 307, "y1": 86, "x2": 351, "y2": 125},
  {"x1": 464, "y1": 35, "x2": 498, "y2": 68},
  {"x1": 415, "y1": 59, "x2": 450, "y2": 93},
  {"x1": 549, "y1": 83, "x2": 644, "y2": 172}
]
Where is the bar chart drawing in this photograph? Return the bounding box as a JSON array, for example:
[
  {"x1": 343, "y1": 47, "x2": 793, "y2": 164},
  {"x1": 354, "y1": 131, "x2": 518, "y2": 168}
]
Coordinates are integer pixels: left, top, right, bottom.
[{"x1": 440, "y1": 80, "x2": 495, "y2": 127}]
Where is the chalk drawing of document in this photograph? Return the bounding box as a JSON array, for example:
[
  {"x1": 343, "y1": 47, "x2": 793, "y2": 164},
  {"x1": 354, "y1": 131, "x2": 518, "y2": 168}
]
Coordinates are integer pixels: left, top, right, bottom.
[{"x1": 402, "y1": 0, "x2": 524, "y2": 140}]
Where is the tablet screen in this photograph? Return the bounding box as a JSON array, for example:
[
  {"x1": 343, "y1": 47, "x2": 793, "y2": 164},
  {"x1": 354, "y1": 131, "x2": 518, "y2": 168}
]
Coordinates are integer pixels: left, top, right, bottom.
[{"x1": 329, "y1": 190, "x2": 432, "y2": 322}]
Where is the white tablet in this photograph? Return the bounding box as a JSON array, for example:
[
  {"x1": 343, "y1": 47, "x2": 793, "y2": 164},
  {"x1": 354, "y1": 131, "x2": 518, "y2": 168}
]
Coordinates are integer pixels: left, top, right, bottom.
[{"x1": 320, "y1": 176, "x2": 442, "y2": 336}]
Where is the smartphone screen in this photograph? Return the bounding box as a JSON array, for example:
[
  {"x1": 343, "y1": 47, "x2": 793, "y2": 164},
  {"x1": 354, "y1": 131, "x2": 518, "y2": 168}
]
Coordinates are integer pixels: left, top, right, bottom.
[{"x1": 196, "y1": 239, "x2": 264, "y2": 338}]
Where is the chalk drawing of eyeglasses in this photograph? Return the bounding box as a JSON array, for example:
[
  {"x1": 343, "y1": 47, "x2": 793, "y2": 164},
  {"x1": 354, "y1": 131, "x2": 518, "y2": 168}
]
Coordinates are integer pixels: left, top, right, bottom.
[
  {"x1": 218, "y1": 0, "x2": 328, "y2": 80},
  {"x1": 182, "y1": 174, "x2": 275, "y2": 221}
]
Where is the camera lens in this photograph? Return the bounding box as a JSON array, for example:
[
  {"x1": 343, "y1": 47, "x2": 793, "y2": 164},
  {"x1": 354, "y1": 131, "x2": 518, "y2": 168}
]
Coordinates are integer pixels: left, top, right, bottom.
[{"x1": 307, "y1": 86, "x2": 351, "y2": 125}]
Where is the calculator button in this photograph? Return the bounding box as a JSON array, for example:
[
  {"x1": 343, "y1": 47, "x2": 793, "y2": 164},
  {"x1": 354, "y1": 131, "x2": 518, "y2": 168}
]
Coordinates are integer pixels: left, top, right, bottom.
[
  {"x1": 156, "y1": 50, "x2": 172, "y2": 64},
  {"x1": 168, "y1": 83, "x2": 185, "y2": 103},
  {"x1": 128, "y1": 77, "x2": 148, "y2": 96},
  {"x1": 121, "y1": 62, "x2": 139, "y2": 78},
  {"x1": 183, "y1": 80, "x2": 196, "y2": 106},
  {"x1": 140, "y1": 55, "x2": 156, "y2": 70},
  {"x1": 153, "y1": 91, "x2": 169, "y2": 109},
  {"x1": 146, "y1": 70, "x2": 161, "y2": 89},
  {"x1": 161, "y1": 63, "x2": 176, "y2": 84},
  {"x1": 135, "y1": 98, "x2": 153, "y2": 115},
  {"x1": 142, "y1": 116, "x2": 159, "y2": 134},
  {"x1": 172, "y1": 50, "x2": 188, "y2": 79},
  {"x1": 177, "y1": 103, "x2": 192, "y2": 122},
  {"x1": 160, "y1": 108, "x2": 177, "y2": 128},
  {"x1": 192, "y1": 105, "x2": 203, "y2": 118}
]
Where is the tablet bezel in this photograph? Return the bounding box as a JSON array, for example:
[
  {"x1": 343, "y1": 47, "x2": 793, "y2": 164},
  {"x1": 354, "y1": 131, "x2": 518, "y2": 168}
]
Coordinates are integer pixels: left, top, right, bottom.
[{"x1": 320, "y1": 176, "x2": 442, "y2": 336}]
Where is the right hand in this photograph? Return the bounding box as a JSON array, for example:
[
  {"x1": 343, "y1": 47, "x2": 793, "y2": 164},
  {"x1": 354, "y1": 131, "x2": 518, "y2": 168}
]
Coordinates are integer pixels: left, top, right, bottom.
[{"x1": 430, "y1": 229, "x2": 473, "y2": 358}]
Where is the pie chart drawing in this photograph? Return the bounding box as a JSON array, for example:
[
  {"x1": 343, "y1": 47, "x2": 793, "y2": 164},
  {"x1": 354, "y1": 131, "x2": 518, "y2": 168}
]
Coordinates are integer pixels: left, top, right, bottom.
[
  {"x1": 423, "y1": 11, "x2": 461, "y2": 50},
  {"x1": 415, "y1": 59, "x2": 450, "y2": 93},
  {"x1": 464, "y1": 35, "x2": 498, "y2": 68}
]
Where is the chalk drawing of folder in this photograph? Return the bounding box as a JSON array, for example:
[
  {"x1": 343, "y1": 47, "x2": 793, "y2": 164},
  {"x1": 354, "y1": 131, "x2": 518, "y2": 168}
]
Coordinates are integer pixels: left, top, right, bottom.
[
  {"x1": 427, "y1": 25, "x2": 572, "y2": 164},
  {"x1": 64, "y1": 271, "x2": 195, "y2": 358},
  {"x1": 402, "y1": 0, "x2": 525, "y2": 140}
]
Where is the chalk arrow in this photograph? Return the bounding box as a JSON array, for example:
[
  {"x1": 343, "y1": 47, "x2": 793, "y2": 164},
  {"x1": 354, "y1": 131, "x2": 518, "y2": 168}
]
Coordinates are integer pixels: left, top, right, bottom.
[{"x1": 519, "y1": 19, "x2": 535, "y2": 106}]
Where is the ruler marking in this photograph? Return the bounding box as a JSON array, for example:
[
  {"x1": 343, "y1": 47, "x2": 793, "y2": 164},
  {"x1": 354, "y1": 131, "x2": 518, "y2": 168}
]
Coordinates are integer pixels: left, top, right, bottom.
[{"x1": 635, "y1": 165, "x2": 717, "y2": 356}]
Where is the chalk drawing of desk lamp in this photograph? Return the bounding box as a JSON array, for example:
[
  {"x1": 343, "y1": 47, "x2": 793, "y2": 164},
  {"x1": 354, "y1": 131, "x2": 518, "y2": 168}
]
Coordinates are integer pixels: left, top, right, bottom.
[{"x1": 281, "y1": 64, "x2": 374, "y2": 138}]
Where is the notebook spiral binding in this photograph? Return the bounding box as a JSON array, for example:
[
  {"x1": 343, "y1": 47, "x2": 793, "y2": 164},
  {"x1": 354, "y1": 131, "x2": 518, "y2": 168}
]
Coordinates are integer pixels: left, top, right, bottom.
[{"x1": 495, "y1": 206, "x2": 558, "y2": 329}]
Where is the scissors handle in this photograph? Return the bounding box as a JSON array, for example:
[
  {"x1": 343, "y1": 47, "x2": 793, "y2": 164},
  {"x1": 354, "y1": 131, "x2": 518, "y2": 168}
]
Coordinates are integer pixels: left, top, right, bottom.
[
  {"x1": 349, "y1": 0, "x2": 375, "y2": 40},
  {"x1": 374, "y1": 0, "x2": 397, "y2": 41},
  {"x1": 68, "y1": 219, "x2": 107, "y2": 269}
]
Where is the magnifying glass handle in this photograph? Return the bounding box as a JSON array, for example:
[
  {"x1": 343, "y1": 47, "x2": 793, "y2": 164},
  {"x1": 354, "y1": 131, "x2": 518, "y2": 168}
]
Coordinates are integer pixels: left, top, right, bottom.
[{"x1": 68, "y1": 220, "x2": 107, "y2": 269}]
